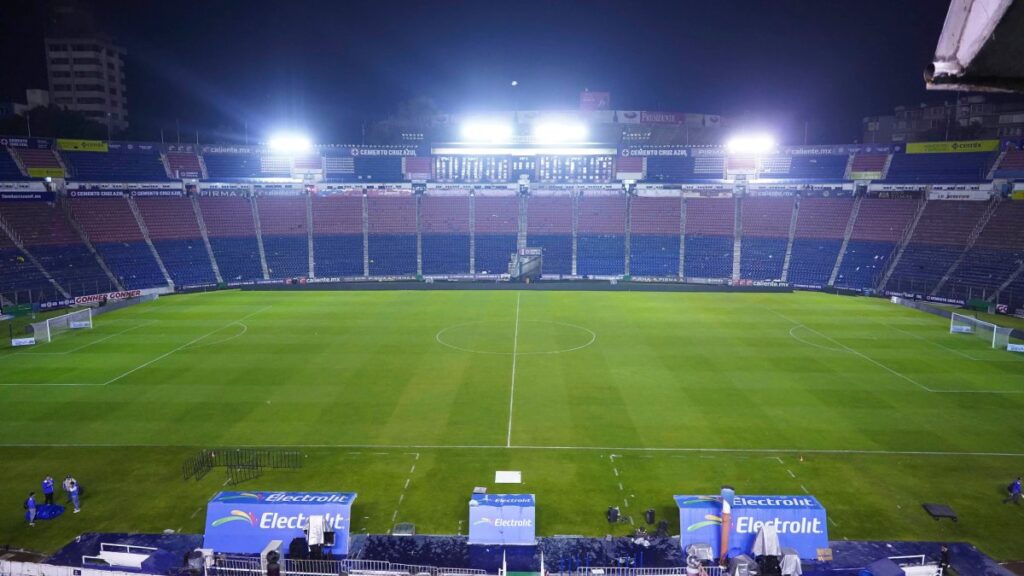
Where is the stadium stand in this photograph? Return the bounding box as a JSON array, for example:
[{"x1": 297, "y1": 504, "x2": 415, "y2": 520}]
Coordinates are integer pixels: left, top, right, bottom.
[
  {"x1": 629, "y1": 196, "x2": 681, "y2": 277},
  {"x1": 312, "y1": 194, "x2": 364, "y2": 277},
  {"x1": 13, "y1": 147, "x2": 64, "y2": 175},
  {"x1": 165, "y1": 152, "x2": 203, "y2": 179},
  {"x1": 367, "y1": 195, "x2": 417, "y2": 276},
  {"x1": 421, "y1": 194, "x2": 470, "y2": 275},
  {"x1": 834, "y1": 198, "x2": 918, "y2": 289},
  {"x1": 197, "y1": 195, "x2": 264, "y2": 282},
  {"x1": 0, "y1": 201, "x2": 113, "y2": 295},
  {"x1": 69, "y1": 196, "x2": 167, "y2": 289},
  {"x1": 526, "y1": 195, "x2": 573, "y2": 275},
  {"x1": 739, "y1": 196, "x2": 794, "y2": 280},
  {"x1": 0, "y1": 147, "x2": 26, "y2": 180},
  {"x1": 993, "y1": 149, "x2": 1024, "y2": 179},
  {"x1": 848, "y1": 153, "x2": 888, "y2": 177},
  {"x1": 202, "y1": 153, "x2": 262, "y2": 180},
  {"x1": 884, "y1": 152, "x2": 990, "y2": 182},
  {"x1": 885, "y1": 200, "x2": 989, "y2": 295},
  {"x1": 940, "y1": 201, "x2": 1024, "y2": 303},
  {"x1": 62, "y1": 147, "x2": 168, "y2": 182},
  {"x1": 256, "y1": 196, "x2": 309, "y2": 279},
  {"x1": 0, "y1": 226, "x2": 56, "y2": 301},
  {"x1": 684, "y1": 197, "x2": 734, "y2": 279},
  {"x1": 576, "y1": 194, "x2": 626, "y2": 276},
  {"x1": 474, "y1": 195, "x2": 518, "y2": 275},
  {"x1": 786, "y1": 196, "x2": 854, "y2": 287},
  {"x1": 136, "y1": 196, "x2": 217, "y2": 287}
]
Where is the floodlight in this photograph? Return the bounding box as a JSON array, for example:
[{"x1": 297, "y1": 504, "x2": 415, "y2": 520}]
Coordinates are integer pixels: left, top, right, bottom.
[
  {"x1": 268, "y1": 133, "x2": 312, "y2": 153},
  {"x1": 532, "y1": 120, "x2": 589, "y2": 144},
  {"x1": 725, "y1": 134, "x2": 777, "y2": 155},
  {"x1": 460, "y1": 120, "x2": 515, "y2": 143}
]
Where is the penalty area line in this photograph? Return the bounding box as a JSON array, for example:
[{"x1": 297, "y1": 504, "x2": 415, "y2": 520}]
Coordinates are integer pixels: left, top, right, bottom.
[{"x1": 506, "y1": 292, "x2": 521, "y2": 448}]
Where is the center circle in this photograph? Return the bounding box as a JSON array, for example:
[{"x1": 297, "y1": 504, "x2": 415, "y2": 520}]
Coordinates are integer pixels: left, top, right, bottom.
[{"x1": 436, "y1": 320, "x2": 596, "y2": 355}]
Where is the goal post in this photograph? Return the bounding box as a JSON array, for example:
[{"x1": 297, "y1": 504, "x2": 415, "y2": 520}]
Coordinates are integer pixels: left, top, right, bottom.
[
  {"x1": 30, "y1": 308, "x2": 93, "y2": 343},
  {"x1": 950, "y1": 312, "x2": 1012, "y2": 349}
]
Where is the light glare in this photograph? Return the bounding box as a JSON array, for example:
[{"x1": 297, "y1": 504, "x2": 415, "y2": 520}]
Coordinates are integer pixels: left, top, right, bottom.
[
  {"x1": 725, "y1": 134, "x2": 777, "y2": 155},
  {"x1": 268, "y1": 134, "x2": 313, "y2": 153},
  {"x1": 460, "y1": 121, "x2": 515, "y2": 143},
  {"x1": 533, "y1": 120, "x2": 588, "y2": 144}
]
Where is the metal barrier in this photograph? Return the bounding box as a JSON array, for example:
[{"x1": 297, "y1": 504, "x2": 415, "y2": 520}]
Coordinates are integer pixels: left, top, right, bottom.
[
  {"x1": 206, "y1": 556, "x2": 488, "y2": 576},
  {"x1": 183, "y1": 448, "x2": 303, "y2": 482},
  {"x1": 573, "y1": 567, "x2": 723, "y2": 576}
]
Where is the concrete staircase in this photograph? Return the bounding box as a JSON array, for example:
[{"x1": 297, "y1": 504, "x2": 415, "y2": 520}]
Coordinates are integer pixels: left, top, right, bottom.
[
  {"x1": 931, "y1": 195, "x2": 1001, "y2": 297},
  {"x1": 0, "y1": 211, "x2": 69, "y2": 298},
  {"x1": 249, "y1": 197, "x2": 270, "y2": 280},
  {"x1": 59, "y1": 196, "x2": 124, "y2": 292},
  {"x1": 828, "y1": 194, "x2": 864, "y2": 286},
  {"x1": 877, "y1": 195, "x2": 929, "y2": 291},
  {"x1": 190, "y1": 195, "x2": 223, "y2": 284},
  {"x1": 127, "y1": 196, "x2": 174, "y2": 289},
  {"x1": 731, "y1": 196, "x2": 742, "y2": 281},
  {"x1": 780, "y1": 195, "x2": 801, "y2": 282},
  {"x1": 306, "y1": 193, "x2": 315, "y2": 278}
]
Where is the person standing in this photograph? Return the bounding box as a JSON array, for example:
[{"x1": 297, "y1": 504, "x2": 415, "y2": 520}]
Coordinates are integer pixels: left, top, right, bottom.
[
  {"x1": 1004, "y1": 477, "x2": 1022, "y2": 504},
  {"x1": 24, "y1": 492, "x2": 37, "y2": 527},
  {"x1": 42, "y1": 476, "x2": 55, "y2": 506},
  {"x1": 68, "y1": 478, "x2": 81, "y2": 513}
]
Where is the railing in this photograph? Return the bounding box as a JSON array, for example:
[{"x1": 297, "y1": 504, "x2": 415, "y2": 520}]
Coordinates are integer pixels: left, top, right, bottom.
[
  {"x1": 573, "y1": 567, "x2": 723, "y2": 576},
  {"x1": 206, "y1": 556, "x2": 487, "y2": 576}
]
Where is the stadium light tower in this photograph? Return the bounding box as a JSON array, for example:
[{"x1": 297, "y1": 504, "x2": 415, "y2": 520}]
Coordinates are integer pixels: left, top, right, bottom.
[
  {"x1": 725, "y1": 134, "x2": 777, "y2": 155},
  {"x1": 460, "y1": 120, "x2": 515, "y2": 143},
  {"x1": 533, "y1": 119, "x2": 589, "y2": 144},
  {"x1": 268, "y1": 133, "x2": 313, "y2": 154}
]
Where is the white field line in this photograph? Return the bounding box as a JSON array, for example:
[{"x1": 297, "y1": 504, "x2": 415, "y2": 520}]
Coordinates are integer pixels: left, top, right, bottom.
[
  {"x1": 0, "y1": 306, "x2": 272, "y2": 388},
  {"x1": 17, "y1": 320, "x2": 157, "y2": 355},
  {"x1": 8, "y1": 441, "x2": 1024, "y2": 458},
  {"x1": 883, "y1": 323, "x2": 979, "y2": 361},
  {"x1": 766, "y1": 307, "x2": 933, "y2": 393},
  {"x1": 506, "y1": 292, "x2": 521, "y2": 448}
]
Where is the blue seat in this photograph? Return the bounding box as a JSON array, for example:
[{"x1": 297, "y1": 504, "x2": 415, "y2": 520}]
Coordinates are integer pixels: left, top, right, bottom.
[
  {"x1": 94, "y1": 241, "x2": 167, "y2": 289},
  {"x1": 209, "y1": 237, "x2": 264, "y2": 282},
  {"x1": 787, "y1": 238, "x2": 842, "y2": 287},
  {"x1": 368, "y1": 234, "x2": 417, "y2": 276},
  {"x1": 263, "y1": 235, "x2": 309, "y2": 278},
  {"x1": 629, "y1": 234, "x2": 680, "y2": 277},
  {"x1": 152, "y1": 239, "x2": 216, "y2": 287},
  {"x1": 577, "y1": 234, "x2": 624, "y2": 276},
  {"x1": 740, "y1": 237, "x2": 787, "y2": 280},
  {"x1": 885, "y1": 243, "x2": 962, "y2": 294},
  {"x1": 314, "y1": 235, "x2": 364, "y2": 277},
  {"x1": 422, "y1": 234, "x2": 469, "y2": 275},
  {"x1": 475, "y1": 234, "x2": 516, "y2": 275},
  {"x1": 527, "y1": 234, "x2": 572, "y2": 275},
  {"x1": 684, "y1": 235, "x2": 733, "y2": 278},
  {"x1": 29, "y1": 244, "x2": 113, "y2": 296},
  {"x1": 64, "y1": 150, "x2": 168, "y2": 182},
  {"x1": 835, "y1": 240, "x2": 895, "y2": 289}
]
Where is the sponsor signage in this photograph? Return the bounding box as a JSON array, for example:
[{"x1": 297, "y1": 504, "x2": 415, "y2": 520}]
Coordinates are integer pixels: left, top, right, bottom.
[
  {"x1": 11, "y1": 337, "x2": 36, "y2": 347},
  {"x1": 75, "y1": 289, "x2": 143, "y2": 305},
  {"x1": 68, "y1": 189, "x2": 124, "y2": 198},
  {"x1": 0, "y1": 191, "x2": 56, "y2": 202},
  {"x1": 204, "y1": 491, "x2": 357, "y2": 555},
  {"x1": 580, "y1": 91, "x2": 611, "y2": 111},
  {"x1": 1008, "y1": 343, "x2": 1024, "y2": 353},
  {"x1": 905, "y1": 139, "x2": 999, "y2": 154},
  {"x1": 57, "y1": 139, "x2": 108, "y2": 152},
  {"x1": 676, "y1": 494, "x2": 828, "y2": 560},
  {"x1": 347, "y1": 146, "x2": 421, "y2": 157},
  {"x1": 640, "y1": 111, "x2": 686, "y2": 124},
  {"x1": 621, "y1": 147, "x2": 688, "y2": 158},
  {"x1": 27, "y1": 167, "x2": 65, "y2": 179},
  {"x1": 0, "y1": 137, "x2": 52, "y2": 149},
  {"x1": 468, "y1": 493, "x2": 536, "y2": 546},
  {"x1": 848, "y1": 171, "x2": 882, "y2": 181}
]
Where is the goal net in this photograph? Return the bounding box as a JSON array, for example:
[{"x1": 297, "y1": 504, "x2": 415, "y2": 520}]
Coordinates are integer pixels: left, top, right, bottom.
[
  {"x1": 30, "y1": 308, "x2": 93, "y2": 343},
  {"x1": 950, "y1": 312, "x2": 1012, "y2": 349}
]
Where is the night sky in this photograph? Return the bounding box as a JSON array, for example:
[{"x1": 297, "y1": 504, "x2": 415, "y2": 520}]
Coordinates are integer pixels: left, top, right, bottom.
[{"x1": 1, "y1": 0, "x2": 952, "y2": 143}]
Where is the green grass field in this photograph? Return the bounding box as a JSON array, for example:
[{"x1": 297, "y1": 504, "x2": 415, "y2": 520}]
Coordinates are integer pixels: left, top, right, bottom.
[{"x1": 1, "y1": 289, "x2": 1024, "y2": 559}]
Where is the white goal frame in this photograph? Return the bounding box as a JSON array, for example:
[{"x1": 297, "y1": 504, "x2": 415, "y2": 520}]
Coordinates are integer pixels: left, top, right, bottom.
[
  {"x1": 31, "y1": 308, "x2": 93, "y2": 343},
  {"x1": 950, "y1": 312, "x2": 1012, "y2": 349}
]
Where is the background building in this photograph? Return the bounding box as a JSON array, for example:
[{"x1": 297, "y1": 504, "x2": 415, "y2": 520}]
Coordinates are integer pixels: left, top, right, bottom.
[{"x1": 864, "y1": 94, "x2": 1024, "y2": 143}]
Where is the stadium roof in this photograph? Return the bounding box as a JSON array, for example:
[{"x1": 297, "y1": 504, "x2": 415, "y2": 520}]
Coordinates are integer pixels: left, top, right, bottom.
[{"x1": 927, "y1": 0, "x2": 1024, "y2": 92}]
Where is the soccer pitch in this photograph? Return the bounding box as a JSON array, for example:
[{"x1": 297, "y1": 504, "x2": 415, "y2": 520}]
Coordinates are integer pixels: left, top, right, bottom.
[{"x1": 2, "y1": 289, "x2": 1024, "y2": 559}]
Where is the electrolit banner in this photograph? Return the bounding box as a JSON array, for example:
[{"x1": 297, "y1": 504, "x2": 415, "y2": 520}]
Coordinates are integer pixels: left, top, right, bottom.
[
  {"x1": 675, "y1": 495, "x2": 828, "y2": 560},
  {"x1": 204, "y1": 491, "x2": 357, "y2": 555},
  {"x1": 468, "y1": 493, "x2": 536, "y2": 545}
]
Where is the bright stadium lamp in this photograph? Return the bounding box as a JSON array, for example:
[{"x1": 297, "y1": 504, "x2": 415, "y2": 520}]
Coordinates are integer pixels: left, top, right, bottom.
[
  {"x1": 725, "y1": 134, "x2": 777, "y2": 155},
  {"x1": 533, "y1": 120, "x2": 588, "y2": 144},
  {"x1": 268, "y1": 133, "x2": 313, "y2": 154},
  {"x1": 460, "y1": 120, "x2": 515, "y2": 143}
]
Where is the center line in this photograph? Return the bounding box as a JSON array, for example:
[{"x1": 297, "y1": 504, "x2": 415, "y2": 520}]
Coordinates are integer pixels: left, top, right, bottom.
[{"x1": 506, "y1": 292, "x2": 521, "y2": 448}]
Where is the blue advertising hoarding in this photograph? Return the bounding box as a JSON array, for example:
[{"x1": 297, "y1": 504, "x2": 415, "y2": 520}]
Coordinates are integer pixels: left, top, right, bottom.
[
  {"x1": 675, "y1": 495, "x2": 828, "y2": 560},
  {"x1": 204, "y1": 491, "x2": 356, "y2": 555},
  {"x1": 468, "y1": 494, "x2": 536, "y2": 546}
]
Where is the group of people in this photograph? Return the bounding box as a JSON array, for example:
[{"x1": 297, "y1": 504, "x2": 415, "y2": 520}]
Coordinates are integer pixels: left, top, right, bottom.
[{"x1": 24, "y1": 474, "x2": 81, "y2": 526}]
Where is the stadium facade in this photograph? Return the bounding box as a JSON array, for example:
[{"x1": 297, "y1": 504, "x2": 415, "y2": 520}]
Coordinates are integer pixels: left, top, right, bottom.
[{"x1": 2, "y1": 134, "x2": 1024, "y2": 313}]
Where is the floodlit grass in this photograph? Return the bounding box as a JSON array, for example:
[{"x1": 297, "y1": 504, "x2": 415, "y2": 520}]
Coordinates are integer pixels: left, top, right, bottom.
[{"x1": 1, "y1": 289, "x2": 1023, "y2": 558}]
